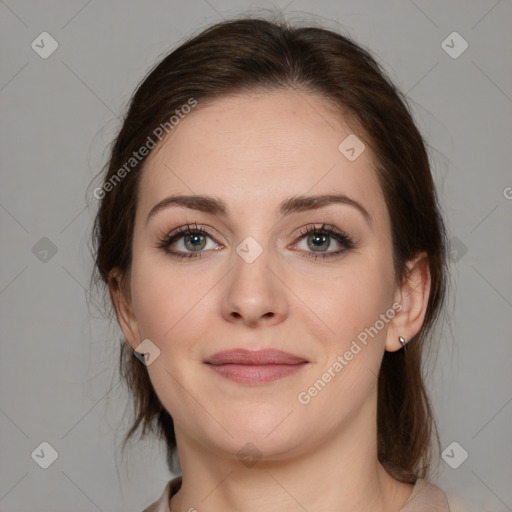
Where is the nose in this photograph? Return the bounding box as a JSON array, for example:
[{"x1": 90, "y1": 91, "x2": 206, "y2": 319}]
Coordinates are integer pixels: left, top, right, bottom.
[{"x1": 221, "y1": 242, "x2": 289, "y2": 328}]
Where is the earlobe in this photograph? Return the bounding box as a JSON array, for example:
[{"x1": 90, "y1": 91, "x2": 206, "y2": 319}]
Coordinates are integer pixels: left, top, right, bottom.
[
  {"x1": 385, "y1": 252, "x2": 431, "y2": 352},
  {"x1": 108, "y1": 268, "x2": 141, "y2": 351}
]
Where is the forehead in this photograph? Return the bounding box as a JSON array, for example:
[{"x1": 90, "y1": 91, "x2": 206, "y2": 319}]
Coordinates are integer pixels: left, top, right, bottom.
[{"x1": 138, "y1": 90, "x2": 386, "y2": 223}]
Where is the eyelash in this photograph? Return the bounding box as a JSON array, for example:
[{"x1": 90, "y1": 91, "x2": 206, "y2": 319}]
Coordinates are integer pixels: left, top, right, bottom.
[{"x1": 156, "y1": 222, "x2": 355, "y2": 261}]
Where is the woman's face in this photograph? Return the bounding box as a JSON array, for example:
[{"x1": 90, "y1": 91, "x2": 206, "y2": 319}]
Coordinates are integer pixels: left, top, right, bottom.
[{"x1": 117, "y1": 89, "x2": 406, "y2": 461}]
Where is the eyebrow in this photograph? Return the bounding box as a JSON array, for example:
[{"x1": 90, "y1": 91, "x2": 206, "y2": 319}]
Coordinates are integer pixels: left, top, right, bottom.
[{"x1": 146, "y1": 193, "x2": 372, "y2": 226}]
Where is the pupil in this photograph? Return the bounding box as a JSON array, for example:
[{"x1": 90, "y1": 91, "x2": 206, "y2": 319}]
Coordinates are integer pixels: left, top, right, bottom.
[
  {"x1": 310, "y1": 234, "x2": 329, "y2": 251},
  {"x1": 186, "y1": 233, "x2": 205, "y2": 251}
]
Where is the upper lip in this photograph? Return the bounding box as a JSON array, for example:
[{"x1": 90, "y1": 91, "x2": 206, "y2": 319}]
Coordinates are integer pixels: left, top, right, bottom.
[{"x1": 204, "y1": 348, "x2": 308, "y2": 366}]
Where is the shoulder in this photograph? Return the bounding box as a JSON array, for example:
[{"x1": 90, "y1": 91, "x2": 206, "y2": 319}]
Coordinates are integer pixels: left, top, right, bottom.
[
  {"x1": 400, "y1": 478, "x2": 450, "y2": 511},
  {"x1": 141, "y1": 476, "x2": 483, "y2": 511},
  {"x1": 142, "y1": 476, "x2": 182, "y2": 512}
]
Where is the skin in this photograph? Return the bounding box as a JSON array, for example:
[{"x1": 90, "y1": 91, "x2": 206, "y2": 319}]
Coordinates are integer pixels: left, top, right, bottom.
[{"x1": 109, "y1": 89, "x2": 431, "y2": 512}]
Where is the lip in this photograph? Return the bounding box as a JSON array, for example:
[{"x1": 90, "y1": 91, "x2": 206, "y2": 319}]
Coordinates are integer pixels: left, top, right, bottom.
[
  {"x1": 204, "y1": 348, "x2": 309, "y2": 384},
  {"x1": 205, "y1": 348, "x2": 308, "y2": 365}
]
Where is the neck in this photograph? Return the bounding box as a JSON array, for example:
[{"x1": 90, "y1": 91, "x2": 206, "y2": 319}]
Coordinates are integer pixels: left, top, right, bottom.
[{"x1": 169, "y1": 396, "x2": 414, "y2": 512}]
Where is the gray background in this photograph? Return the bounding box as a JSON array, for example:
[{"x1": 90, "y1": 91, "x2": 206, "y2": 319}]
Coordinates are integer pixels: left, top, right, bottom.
[{"x1": 1, "y1": 1, "x2": 511, "y2": 511}]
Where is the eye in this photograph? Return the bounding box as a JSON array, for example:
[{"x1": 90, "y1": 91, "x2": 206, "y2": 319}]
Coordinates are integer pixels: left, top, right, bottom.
[
  {"x1": 156, "y1": 222, "x2": 355, "y2": 261},
  {"x1": 156, "y1": 222, "x2": 221, "y2": 260},
  {"x1": 293, "y1": 223, "x2": 355, "y2": 260}
]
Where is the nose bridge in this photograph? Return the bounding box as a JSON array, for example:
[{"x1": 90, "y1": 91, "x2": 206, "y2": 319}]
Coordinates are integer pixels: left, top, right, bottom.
[
  {"x1": 221, "y1": 232, "x2": 287, "y2": 324},
  {"x1": 232, "y1": 233, "x2": 275, "y2": 296}
]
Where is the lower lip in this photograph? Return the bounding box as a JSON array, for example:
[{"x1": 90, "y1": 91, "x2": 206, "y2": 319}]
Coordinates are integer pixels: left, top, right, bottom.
[{"x1": 206, "y1": 363, "x2": 308, "y2": 384}]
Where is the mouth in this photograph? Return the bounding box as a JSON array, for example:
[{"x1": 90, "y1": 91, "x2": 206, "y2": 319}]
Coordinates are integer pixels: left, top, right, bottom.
[{"x1": 204, "y1": 348, "x2": 309, "y2": 385}]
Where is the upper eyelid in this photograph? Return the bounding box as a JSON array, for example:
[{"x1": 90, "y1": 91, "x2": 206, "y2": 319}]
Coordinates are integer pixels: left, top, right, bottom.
[
  {"x1": 163, "y1": 223, "x2": 351, "y2": 248},
  {"x1": 166, "y1": 223, "x2": 224, "y2": 243}
]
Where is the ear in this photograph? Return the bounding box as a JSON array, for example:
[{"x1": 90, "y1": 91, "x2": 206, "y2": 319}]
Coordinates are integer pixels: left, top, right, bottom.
[
  {"x1": 385, "y1": 251, "x2": 431, "y2": 352},
  {"x1": 108, "y1": 268, "x2": 141, "y2": 351}
]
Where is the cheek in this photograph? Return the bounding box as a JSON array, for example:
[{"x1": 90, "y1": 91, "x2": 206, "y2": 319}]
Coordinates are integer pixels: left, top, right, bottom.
[
  {"x1": 130, "y1": 253, "x2": 218, "y2": 360},
  {"x1": 130, "y1": 255, "x2": 190, "y2": 343},
  {"x1": 129, "y1": 260, "x2": 208, "y2": 415},
  {"x1": 131, "y1": 271, "x2": 171, "y2": 339},
  {"x1": 297, "y1": 268, "x2": 392, "y2": 416},
  {"x1": 301, "y1": 259, "x2": 392, "y2": 343}
]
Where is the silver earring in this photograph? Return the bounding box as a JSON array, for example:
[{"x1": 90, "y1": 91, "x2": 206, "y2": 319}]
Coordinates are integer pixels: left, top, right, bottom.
[{"x1": 399, "y1": 336, "x2": 406, "y2": 348}]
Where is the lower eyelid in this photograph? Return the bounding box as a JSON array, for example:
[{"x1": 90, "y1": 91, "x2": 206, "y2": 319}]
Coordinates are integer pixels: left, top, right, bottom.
[{"x1": 165, "y1": 236, "x2": 349, "y2": 261}]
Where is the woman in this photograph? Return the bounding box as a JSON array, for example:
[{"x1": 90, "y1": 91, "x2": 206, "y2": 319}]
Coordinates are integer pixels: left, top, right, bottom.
[{"x1": 91, "y1": 16, "x2": 451, "y2": 511}]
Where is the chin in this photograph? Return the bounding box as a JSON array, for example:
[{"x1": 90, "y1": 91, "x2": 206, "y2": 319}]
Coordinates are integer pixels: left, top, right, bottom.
[
  {"x1": 226, "y1": 413, "x2": 305, "y2": 450},
  {"x1": 217, "y1": 431, "x2": 305, "y2": 465}
]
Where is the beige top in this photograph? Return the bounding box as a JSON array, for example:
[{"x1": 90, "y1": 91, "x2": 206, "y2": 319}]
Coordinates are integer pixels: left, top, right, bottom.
[{"x1": 142, "y1": 476, "x2": 451, "y2": 511}]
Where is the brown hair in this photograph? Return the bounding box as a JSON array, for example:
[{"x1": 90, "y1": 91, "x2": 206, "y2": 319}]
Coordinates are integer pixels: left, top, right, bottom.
[{"x1": 90, "y1": 15, "x2": 449, "y2": 482}]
